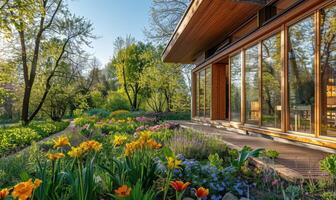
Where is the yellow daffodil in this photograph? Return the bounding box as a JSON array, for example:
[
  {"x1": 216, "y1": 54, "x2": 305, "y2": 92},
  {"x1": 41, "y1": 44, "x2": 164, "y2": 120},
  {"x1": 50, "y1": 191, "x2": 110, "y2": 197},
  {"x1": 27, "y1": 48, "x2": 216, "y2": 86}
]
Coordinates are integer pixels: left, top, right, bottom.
[
  {"x1": 68, "y1": 147, "x2": 84, "y2": 158},
  {"x1": 53, "y1": 136, "x2": 70, "y2": 148},
  {"x1": 12, "y1": 179, "x2": 42, "y2": 200},
  {"x1": 47, "y1": 152, "x2": 65, "y2": 161},
  {"x1": 113, "y1": 135, "x2": 128, "y2": 147},
  {"x1": 0, "y1": 188, "x2": 9, "y2": 199},
  {"x1": 167, "y1": 157, "x2": 182, "y2": 170}
]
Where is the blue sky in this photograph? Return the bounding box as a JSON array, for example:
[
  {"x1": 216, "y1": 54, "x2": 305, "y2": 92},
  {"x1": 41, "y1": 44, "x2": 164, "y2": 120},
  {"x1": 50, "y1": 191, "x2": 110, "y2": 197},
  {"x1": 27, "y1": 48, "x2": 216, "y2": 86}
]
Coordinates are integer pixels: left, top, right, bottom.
[{"x1": 68, "y1": 0, "x2": 152, "y2": 67}]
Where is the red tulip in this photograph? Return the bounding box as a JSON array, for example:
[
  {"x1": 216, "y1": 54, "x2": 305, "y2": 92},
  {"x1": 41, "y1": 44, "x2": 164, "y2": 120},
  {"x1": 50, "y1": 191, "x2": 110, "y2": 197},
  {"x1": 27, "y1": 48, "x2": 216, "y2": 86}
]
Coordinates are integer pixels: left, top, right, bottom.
[{"x1": 170, "y1": 180, "x2": 190, "y2": 192}]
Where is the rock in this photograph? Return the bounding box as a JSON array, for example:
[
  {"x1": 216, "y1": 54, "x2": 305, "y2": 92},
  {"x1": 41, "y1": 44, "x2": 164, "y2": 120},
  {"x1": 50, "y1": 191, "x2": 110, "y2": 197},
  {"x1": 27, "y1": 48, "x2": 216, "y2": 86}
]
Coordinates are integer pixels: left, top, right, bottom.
[
  {"x1": 240, "y1": 198, "x2": 250, "y2": 200},
  {"x1": 222, "y1": 192, "x2": 239, "y2": 200},
  {"x1": 183, "y1": 198, "x2": 194, "y2": 200}
]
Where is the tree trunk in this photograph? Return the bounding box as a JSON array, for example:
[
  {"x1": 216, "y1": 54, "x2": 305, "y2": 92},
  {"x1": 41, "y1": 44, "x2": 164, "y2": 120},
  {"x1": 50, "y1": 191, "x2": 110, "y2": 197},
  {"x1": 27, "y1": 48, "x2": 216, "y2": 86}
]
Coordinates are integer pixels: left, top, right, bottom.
[{"x1": 21, "y1": 84, "x2": 32, "y2": 125}]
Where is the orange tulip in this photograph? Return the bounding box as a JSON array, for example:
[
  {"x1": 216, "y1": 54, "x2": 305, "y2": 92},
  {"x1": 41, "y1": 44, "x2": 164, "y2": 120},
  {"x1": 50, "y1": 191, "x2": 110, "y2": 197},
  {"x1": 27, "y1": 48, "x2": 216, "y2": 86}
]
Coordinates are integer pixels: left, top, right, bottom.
[
  {"x1": 114, "y1": 185, "x2": 131, "y2": 198},
  {"x1": 170, "y1": 180, "x2": 190, "y2": 192},
  {"x1": 194, "y1": 187, "x2": 209, "y2": 199},
  {"x1": 0, "y1": 188, "x2": 9, "y2": 199}
]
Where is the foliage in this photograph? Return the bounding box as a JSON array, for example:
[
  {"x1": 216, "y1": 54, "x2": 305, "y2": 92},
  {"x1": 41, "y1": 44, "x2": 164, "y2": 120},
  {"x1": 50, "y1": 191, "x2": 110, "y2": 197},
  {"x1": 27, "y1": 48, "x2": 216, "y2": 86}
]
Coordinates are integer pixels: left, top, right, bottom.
[
  {"x1": 0, "y1": 121, "x2": 69, "y2": 156},
  {"x1": 228, "y1": 146, "x2": 264, "y2": 174},
  {"x1": 281, "y1": 185, "x2": 301, "y2": 200},
  {"x1": 320, "y1": 154, "x2": 336, "y2": 178},
  {"x1": 322, "y1": 192, "x2": 335, "y2": 200},
  {"x1": 208, "y1": 153, "x2": 224, "y2": 170},
  {"x1": 104, "y1": 91, "x2": 130, "y2": 111},
  {"x1": 85, "y1": 108, "x2": 110, "y2": 119},
  {"x1": 111, "y1": 42, "x2": 155, "y2": 111},
  {"x1": 262, "y1": 149, "x2": 280, "y2": 159},
  {"x1": 174, "y1": 156, "x2": 250, "y2": 199}
]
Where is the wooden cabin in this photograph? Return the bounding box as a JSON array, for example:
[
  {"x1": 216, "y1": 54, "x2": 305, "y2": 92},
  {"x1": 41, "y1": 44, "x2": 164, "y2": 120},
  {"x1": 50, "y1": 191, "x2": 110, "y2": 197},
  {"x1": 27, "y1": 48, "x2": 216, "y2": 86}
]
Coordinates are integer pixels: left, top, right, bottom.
[{"x1": 162, "y1": 0, "x2": 336, "y2": 149}]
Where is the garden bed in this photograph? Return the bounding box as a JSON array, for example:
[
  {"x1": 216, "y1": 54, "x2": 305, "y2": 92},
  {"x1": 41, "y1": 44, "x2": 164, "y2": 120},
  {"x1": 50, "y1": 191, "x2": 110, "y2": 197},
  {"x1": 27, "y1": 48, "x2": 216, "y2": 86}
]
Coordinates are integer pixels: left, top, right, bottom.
[
  {"x1": 0, "y1": 120, "x2": 70, "y2": 157},
  {"x1": 0, "y1": 112, "x2": 334, "y2": 200}
]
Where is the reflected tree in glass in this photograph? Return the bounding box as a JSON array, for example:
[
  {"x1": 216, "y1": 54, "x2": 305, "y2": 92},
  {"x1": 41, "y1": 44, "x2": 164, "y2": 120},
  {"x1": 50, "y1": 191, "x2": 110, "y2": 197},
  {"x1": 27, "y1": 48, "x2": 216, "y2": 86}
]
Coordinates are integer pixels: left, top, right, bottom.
[
  {"x1": 288, "y1": 16, "x2": 315, "y2": 134},
  {"x1": 230, "y1": 53, "x2": 242, "y2": 122},
  {"x1": 199, "y1": 70, "x2": 205, "y2": 117},
  {"x1": 321, "y1": 5, "x2": 336, "y2": 137},
  {"x1": 245, "y1": 45, "x2": 260, "y2": 125},
  {"x1": 262, "y1": 34, "x2": 282, "y2": 128},
  {"x1": 205, "y1": 68, "x2": 212, "y2": 118}
]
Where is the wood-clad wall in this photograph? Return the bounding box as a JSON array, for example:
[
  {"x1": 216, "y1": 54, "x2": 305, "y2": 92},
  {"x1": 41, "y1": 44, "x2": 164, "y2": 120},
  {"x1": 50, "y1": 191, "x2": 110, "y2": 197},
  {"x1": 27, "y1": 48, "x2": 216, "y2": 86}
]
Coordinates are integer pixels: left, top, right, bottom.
[{"x1": 211, "y1": 63, "x2": 227, "y2": 120}]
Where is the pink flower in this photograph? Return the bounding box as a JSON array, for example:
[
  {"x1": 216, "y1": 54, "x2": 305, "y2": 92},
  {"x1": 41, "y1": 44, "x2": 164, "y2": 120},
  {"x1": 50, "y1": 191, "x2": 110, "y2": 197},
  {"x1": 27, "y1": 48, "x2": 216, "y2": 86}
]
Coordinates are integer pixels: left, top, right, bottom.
[{"x1": 271, "y1": 179, "x2": 279, "y2": 186}]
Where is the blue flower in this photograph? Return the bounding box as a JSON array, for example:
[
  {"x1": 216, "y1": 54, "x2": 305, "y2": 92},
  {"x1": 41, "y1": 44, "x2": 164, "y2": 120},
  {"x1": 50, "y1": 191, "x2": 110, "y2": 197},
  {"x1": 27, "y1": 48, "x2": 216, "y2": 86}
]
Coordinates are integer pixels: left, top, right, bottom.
[{"x1": 210, "y1": 195, "x2": 222, "y2": 200}]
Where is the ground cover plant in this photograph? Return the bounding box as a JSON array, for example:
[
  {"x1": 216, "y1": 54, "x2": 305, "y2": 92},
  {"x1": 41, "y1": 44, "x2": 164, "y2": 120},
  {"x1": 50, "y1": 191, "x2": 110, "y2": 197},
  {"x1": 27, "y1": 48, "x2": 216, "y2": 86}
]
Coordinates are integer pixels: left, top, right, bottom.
[{"x1": 0, "y1": 121, "x2": 69, "y2": 156}]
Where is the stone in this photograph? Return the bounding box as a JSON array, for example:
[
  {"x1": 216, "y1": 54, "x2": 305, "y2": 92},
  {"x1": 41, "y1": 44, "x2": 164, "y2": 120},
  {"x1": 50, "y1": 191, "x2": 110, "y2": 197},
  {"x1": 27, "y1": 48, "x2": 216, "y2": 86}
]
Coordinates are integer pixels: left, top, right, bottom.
[
  {"x1": 240, "y1": 198, "x2": 250, "y2": 200},
  {"x1": 222, "y1": 192, "x2": 239, "y2": 200},
  {"x1": 183, "y1": 198, "x2": 194, "y2": 200}
]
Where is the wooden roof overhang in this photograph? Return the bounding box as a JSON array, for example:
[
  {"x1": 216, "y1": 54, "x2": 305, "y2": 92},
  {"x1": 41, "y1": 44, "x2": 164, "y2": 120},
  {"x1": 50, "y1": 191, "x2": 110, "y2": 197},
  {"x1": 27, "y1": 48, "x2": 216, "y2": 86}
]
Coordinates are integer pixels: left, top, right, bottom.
[{"x1": 162, "y1": 0, "x2": 266, "y2": 64}]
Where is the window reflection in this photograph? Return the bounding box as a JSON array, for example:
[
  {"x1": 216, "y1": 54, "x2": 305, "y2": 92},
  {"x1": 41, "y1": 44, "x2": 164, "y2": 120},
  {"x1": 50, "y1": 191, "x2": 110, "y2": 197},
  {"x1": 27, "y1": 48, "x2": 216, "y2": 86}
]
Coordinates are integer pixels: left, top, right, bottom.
[
  {"x1": 321, "y1": 5, "x2": 336, "y2": 137},
  {"x1": 196, "y1": 73, "x2": 200, "y2": 117},
  {"x1": 205, "y1": 68, "x2": 212, "y2": 117},
  {"x1": 199, "y1": 70, "x2": 205, "y2": 117},
  {"x1": 195, "y1": 67, "x2": 212, "y2": 118},
  {"x1": 245, "y1": 45, "x2": 260, "y2": 125},
  {"x1": 288, "y1": 16, "x2": 315, "y2": 134},
  {"x1": 262, "y1": 34, "x2": 282, "y2": 128},
  {"x1": 230, "y1": 53, "x2": 242, "y2": 122}
]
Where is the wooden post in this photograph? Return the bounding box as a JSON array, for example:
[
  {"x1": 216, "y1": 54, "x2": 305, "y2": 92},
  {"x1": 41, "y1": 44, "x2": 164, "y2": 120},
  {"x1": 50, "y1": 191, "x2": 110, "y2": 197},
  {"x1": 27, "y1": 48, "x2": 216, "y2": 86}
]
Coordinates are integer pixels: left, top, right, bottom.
[{"x1": 212, "y1": 63, "x2": 227, "y2": 120}]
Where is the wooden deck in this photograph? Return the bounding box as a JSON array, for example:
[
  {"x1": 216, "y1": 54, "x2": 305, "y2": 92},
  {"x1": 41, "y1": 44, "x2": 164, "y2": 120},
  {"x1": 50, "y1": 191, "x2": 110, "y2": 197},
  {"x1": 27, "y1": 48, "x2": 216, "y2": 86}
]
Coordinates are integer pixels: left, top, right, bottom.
[{"x1": 175, "y1": 120, "x2": 332, "y2": 182}]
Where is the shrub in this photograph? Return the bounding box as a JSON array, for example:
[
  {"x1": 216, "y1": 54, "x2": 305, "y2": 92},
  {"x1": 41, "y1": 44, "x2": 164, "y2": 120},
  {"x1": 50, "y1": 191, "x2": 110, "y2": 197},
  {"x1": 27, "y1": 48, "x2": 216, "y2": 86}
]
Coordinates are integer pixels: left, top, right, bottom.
[
  {"x1": 86, "y1": 108, "x2": 110, "y2": 119},
  {"x1": 110, "y1": 109, "x2": 130, "y2": 116},
  {"x1": 105, "y1": 91, "x2": 130, "y2": 111},
  {"x1": 320, "y1": 154, "x2": 336, "y2": 178},
  {"x1": 74, "y1": 115, "x2": 98, "y2": 127},
  {"x1": 154, "y1": 112, "x2": 191, "y2": 121}
]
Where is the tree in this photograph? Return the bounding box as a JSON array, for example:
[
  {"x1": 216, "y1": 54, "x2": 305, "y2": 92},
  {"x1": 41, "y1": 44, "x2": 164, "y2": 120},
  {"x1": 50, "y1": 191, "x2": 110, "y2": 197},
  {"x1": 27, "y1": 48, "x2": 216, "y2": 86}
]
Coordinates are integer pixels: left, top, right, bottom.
[
  {"x1": 4, "y1": 0, "x2": 94, "y2": 125},
  {"x1": 145, "y1": 0, "x2": 190, "y2": 45},
  {"x1": 141, "y1": 46, "x2": 186, "y2": 112},
  {"x1": 145, "y1": 0, "x2": 193, "y2": 94},
  {"x1": 111, "y1": 42, "x2": 155, "y2": 111}
]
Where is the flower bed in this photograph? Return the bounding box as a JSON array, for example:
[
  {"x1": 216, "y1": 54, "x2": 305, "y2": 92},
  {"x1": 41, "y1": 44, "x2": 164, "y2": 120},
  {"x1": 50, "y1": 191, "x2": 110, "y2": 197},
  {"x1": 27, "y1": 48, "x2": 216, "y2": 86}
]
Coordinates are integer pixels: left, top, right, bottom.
[
  {"x1": 0, "y1": 113, "x2": 335, "y2": 200},
  {"x1": 0, "y1": 121, "x2": 69, "y2": 156}
]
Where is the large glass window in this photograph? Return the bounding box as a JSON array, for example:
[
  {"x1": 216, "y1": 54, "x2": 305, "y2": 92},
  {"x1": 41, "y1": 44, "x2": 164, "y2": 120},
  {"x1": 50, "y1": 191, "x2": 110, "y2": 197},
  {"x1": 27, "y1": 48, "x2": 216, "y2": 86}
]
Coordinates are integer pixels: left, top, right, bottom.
[
  {"x1": 261, "y1": 34, "x2": 282, "y2": 128},
  {"x1": 196, "y1": 73, "x2": 200, "y2": 117},
  {"x1": 321, "y1": 4, "x2": 336, "y2": 137},
  {"x1": 230, "y1": 53, "x2": 242, "y2": 122},
  {"x1": 245, "y1": 45, "x2": 260, "y2": 125},
  {"x1": 199, "y1": 70, "x2": 205, "y2": 117},
  {"x1": 194, "y1": 67, "x2": 212, "y2": 118},
  {"x1": 288, "y1": 16, "x2": 315, "y2": 134},
  {"x1": 205, "y1": 68, "x2": 212, "y2": 117}
]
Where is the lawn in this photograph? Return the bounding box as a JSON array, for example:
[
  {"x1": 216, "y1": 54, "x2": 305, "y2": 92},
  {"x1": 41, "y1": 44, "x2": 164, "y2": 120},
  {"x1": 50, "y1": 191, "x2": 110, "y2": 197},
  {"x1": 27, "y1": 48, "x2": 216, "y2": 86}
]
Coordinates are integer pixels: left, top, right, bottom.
[{"x1": 0, "y1": 110, "x2": 335, "y2": 200}]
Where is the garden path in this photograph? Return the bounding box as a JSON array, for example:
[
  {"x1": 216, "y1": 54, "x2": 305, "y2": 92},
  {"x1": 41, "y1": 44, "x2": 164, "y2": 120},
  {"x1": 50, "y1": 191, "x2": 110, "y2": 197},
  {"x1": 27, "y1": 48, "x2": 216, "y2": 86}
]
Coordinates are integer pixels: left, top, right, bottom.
[{"x1": 174, "y1": 120, "x2": 332, "y2": 182}]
